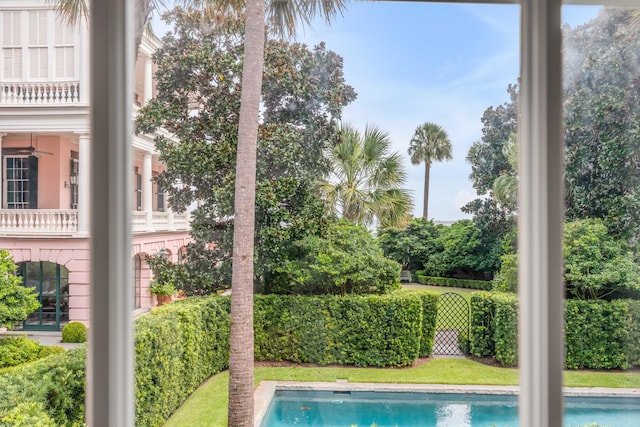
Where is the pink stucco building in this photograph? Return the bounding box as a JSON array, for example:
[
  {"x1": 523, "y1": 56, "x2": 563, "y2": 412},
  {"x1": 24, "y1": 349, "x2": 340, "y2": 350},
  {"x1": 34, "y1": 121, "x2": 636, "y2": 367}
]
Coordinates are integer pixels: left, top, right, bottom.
[{"x1": 0, "y1": 1, "x2": 191, "y2": 330}]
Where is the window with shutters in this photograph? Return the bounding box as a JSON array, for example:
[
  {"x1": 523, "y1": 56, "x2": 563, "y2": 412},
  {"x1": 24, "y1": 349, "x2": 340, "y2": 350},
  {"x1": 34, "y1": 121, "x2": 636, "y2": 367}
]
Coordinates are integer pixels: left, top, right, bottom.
[
  {"x1": 3, "y1": 156, "x2": 37, "y2": 209},
  {"x1": 2, "y1": 11, "x2": 22, "y2": 80},
  {"x1": 0, "y1": 9, "x2": 76, "y2": 82}
]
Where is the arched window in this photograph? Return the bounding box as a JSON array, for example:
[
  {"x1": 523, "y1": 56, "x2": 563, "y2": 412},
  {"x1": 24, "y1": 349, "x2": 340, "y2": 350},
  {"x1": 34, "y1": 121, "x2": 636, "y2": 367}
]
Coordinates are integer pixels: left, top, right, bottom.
[{"x1": 17, "y1": 261, "x2": 69, "y2": 331}]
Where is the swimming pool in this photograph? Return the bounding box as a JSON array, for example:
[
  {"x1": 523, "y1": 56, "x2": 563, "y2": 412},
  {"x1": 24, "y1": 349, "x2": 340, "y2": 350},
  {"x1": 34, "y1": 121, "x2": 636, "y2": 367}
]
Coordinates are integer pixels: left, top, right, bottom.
[{"x1": 258, "y1": 387, "x2": 640, "y2": 427}]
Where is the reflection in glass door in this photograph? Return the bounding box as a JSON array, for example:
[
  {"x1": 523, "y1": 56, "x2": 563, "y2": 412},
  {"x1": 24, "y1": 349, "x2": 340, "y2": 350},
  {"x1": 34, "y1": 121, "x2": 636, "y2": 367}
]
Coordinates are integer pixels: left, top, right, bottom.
[{"x1": 18, "y1": 262, "x2": 69, "y2": 331}]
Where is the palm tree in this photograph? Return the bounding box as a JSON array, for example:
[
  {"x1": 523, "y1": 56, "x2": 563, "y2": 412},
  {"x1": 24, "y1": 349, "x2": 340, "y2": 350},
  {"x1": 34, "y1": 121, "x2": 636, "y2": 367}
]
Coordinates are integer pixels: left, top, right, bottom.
[
  {"x1": 317, "y1": 124, "x2": 413, "y2": 229},
  {"x1": 57, "y1": 1, "x2": 347, "y2": 424},
  {"x1": 492, "y1": 133, "x2": 518, "y2": 211},
  {"x1": 227, "y1": 1, "x2": 345, "y2": 425},
  {"x1": 408, "y1": 122, "x2": 453, "y2": 220}
]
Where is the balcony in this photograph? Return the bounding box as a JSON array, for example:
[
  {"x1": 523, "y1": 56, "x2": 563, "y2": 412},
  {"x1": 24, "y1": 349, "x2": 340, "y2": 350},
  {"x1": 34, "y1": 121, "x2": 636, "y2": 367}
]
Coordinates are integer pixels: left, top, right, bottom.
[
  {"x1": 1, "y1": 82, "x2": 81, "y2": 105},
  {"x1": 0, "y1": 209, "x2": 190, "y2": 236}
]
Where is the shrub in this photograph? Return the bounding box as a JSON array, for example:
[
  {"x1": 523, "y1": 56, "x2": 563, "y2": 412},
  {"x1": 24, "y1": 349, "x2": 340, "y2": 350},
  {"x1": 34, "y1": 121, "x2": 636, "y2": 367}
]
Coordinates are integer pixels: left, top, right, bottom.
[
  {"x1": 565, "y1": 299, "x2": 630, "y2": 369},
  {"x1": 0, "y1": 402, "x2": 56, "y2": 427},
  {"x1": 417, "y1": 275, "x2": 492, "y2": 290},
  {"x1": 416, "y1": 292, "x2": 439, "y2": 357},
  {"x1": 62, "y1": 322, "x2": 87, "y2": 343},
  {"x1": 0, "y1": 348, "x2": 86, "y2": 426},
  {"x1": 469, "y1": 291, "x2": 518, "y2": 366},
  {"x1": 0, "y1": 336, "x2": 43, "y2": 369},
  {"x1": 469, "y1": 292, "x2": 495, "y2": 358},
  {"x1": 266, "y1": 221, "x2": 400, "y2": 295},
  {"x1": 254, "y1": 293, "x2": 429, "y2": 367},
  {"x1": 492, "y1": 253, "x2": 518, "y2": 293},
  {"x1": 493, "y1": 293, "x2": 518, "y2": 366},
  {"x1": 0, "y1": 250, "x2": 40, "y2": 329}
]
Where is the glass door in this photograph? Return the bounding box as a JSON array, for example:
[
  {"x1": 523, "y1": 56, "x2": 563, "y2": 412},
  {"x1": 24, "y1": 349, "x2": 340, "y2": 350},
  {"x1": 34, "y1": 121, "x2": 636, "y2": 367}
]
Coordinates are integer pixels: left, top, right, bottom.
[{"x1": 19, "y1": 261, "x2": 69, "y2": 331}]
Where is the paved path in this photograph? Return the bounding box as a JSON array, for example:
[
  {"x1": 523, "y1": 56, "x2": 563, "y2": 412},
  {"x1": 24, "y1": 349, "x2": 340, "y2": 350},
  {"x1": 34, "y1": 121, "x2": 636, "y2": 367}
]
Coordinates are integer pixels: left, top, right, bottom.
[{"x1": 1, "y1": 330, "x2": 83, "y2": 350}]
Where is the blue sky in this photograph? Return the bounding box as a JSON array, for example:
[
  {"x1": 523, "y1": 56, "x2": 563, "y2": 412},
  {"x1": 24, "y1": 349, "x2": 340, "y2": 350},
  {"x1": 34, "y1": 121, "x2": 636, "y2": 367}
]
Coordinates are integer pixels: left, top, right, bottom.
[
  {"x1": 154, "y1": 2, "x2": 601, "y2": 222},
  {"x1": 293, "y1": 2, "x2": 602, "y2": 221}
]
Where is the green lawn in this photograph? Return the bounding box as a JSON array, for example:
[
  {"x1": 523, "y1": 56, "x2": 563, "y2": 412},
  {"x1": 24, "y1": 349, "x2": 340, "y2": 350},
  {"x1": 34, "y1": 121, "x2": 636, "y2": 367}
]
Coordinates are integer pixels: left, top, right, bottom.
[{"x1": 163, "y1": 358, "x2": 640, "y2": 427}]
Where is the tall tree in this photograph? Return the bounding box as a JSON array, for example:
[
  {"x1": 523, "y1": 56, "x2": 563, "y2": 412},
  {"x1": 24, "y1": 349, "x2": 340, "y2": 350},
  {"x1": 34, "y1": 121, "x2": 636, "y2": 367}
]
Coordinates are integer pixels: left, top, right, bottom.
[
  {"x1": 317, "y1": 124, "x2": 413, "y2": 228},
  {"x1": 408, "y1": 122, "x2": 453, "y2": 219}
]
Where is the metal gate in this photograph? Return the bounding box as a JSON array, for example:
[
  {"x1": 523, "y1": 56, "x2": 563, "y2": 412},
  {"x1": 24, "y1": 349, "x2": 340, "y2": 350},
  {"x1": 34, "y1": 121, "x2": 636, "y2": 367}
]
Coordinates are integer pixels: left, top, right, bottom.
[{"x1": 433, "y1": 292, "x2": 469, "y2": 355}]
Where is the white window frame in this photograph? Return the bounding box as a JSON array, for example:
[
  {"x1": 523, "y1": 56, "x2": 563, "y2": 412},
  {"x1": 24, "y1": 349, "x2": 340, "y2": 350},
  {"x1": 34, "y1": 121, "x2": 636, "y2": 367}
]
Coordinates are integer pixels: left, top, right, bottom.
[
  {"x1": 1, "y1": 10, "x2": 23, "y2": 81},
  {"x1": 87, "y1": 1, "x2": 637, "y2": 426},
  {"x1": 0, "y1": 9, "x2": 77, "y2": 82}
]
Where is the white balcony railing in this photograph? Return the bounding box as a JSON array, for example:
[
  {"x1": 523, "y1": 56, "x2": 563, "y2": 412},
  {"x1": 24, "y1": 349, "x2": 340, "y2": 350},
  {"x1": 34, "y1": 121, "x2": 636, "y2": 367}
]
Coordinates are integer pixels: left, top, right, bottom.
[
  {"x1": 0, "y1": 209, "x2": 77, "y2": 234},
  {"x1": 0, "y1": 209, "x2": 190, "y2": 235},
  {"x1": 0, "y1": 82, "x2": 81, "y2": 105}
]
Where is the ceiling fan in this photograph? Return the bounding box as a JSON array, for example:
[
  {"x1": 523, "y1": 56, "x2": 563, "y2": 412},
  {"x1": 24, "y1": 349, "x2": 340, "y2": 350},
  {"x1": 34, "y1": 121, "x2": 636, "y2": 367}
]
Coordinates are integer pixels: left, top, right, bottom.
[{"x1": 11, "y1": 134, "x2": 54, "y2": 157}]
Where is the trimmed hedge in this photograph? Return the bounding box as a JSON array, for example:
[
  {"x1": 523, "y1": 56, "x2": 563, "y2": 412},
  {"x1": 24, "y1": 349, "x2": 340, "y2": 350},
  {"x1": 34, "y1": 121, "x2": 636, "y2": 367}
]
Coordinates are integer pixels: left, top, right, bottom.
[
  {"x1": 0, "y1": 347, "x2": 86, "y2": 426},
  {"x1": 254, "y1": 293, "x2": 435, "y2": 366},
  {"x1": 416, "y1": 274, "x2": 492, "y2": 291},
  {"x1": 134, "y1": 296, "x2": 230, "y2": 427},
  {"x1": 565, "y1": 299, "x2": 640, "y2": 370},
  {"x1": 0, "y1": 336, "x2": 66, "y2": 370},
  {"x1": 470, "y1": 292, "x2": 640, "y2": 370},
  {"x1": 61, "y1": 322, "x2": 87, "y2": 344},
  {"x1": 0, "y1": 293, "x2": 439, "y2": 426}
]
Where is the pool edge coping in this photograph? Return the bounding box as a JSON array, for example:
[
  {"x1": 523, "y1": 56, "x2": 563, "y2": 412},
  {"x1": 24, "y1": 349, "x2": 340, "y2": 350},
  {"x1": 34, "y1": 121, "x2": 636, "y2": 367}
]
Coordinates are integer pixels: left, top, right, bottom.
[{"x1": 253, "y1": 381, "x2": 640, "y2": 427}]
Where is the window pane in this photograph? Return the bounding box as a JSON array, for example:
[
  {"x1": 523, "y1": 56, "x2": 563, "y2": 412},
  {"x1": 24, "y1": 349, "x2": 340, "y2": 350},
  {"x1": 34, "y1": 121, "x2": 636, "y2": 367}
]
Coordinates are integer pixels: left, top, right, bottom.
[{"x1": 562, "y1": 3, "x2": 640, "y2": 425}]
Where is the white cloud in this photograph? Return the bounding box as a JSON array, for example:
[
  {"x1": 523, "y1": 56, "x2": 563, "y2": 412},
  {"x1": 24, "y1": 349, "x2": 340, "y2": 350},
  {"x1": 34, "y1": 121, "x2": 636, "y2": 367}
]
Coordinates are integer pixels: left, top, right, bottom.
[{"x1": 455, "y1": 190, "x2": 477, "y2": 209}]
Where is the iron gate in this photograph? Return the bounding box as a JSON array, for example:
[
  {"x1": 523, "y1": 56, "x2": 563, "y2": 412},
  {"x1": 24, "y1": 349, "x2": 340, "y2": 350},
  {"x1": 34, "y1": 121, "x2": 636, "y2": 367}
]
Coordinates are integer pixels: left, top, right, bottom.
[{"x1": 433, "y1": 292, "x2": 469, "y2": 355}]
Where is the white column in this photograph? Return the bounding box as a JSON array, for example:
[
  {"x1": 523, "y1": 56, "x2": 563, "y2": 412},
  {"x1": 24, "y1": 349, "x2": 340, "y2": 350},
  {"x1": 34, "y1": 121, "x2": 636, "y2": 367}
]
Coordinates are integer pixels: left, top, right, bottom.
[
  {"x1": 79, "y1": 19, "x2": 90, "y2": 104},
  {"x1": 142, "y1": 153, "x2": 153, "y2": 230},
  {"x1": 77, "y1": 133, "x2": 91, "y2": 234},
  {"x1": 0, "y1": 133, "x2": 5, "y2": 209},
  {"x1": 143, "y1": 57, "x2": 153, "y2": 104},
  {"x1": 519, "y1": 1, "x2": 564, "y2": 427},
  {"x1": 88, "y1": 0, "x2": 133, "y2": 424}
]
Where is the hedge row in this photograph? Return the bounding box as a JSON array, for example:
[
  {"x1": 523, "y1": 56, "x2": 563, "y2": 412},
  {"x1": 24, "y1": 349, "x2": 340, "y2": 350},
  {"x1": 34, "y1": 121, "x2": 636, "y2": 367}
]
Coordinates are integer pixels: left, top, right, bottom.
[
  {"x1": 469, "y1": 292, "x2": 640, "y2": 370},
  {"x1": 0, "y1": 347, "x2": 86, "y2": 426},
  {"x1": 1, "y1": 292, "x2": 439, "y2": 426},
  {"x1": 469, "y1": 291, "x2": 518, "y2": 366},
  {"x1": 254, "y1": 293, "x2": 435, "y2": 366},
  {"x1": 416, "y1": 273, "x2": 492, "y2": 290}
]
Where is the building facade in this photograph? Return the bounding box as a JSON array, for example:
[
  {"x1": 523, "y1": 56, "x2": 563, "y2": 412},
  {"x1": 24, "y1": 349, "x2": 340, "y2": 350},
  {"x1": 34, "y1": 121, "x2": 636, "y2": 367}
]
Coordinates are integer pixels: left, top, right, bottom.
[{"x1": 0, "y1": 1, "x2": 191, "y2": 330}]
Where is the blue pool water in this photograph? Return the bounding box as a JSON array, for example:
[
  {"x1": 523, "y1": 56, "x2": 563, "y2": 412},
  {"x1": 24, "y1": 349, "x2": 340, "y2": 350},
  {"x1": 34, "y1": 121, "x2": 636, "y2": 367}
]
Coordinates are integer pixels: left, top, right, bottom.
[{"x1": 259, "y1": 390, "x2": 640, "y2": 427}]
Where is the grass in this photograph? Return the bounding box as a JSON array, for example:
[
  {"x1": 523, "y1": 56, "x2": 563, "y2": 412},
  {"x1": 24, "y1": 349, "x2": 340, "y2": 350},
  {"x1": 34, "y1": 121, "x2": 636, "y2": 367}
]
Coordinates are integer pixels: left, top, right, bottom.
[{"x1": 162, "y1": 358, "x2": 640, "y2": 427}]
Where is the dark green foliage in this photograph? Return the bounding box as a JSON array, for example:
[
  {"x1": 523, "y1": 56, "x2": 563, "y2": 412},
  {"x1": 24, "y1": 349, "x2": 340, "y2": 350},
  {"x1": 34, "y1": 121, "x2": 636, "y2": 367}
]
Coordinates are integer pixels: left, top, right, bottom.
[
  {"x1": 134, "y1": 297, "x2": 230, "y2": 427},
  {"x1": 137, "y1": 8, "x2": 356, "y2": 293},
  {"x1": 469, "y1": 292, "x2": 496, "y2": 358},
  {"x1": 377, "y1": 218, "x2": 441, "y2": 271},
  {"x1": 0, "y1": 348, "x2": 86, "y2": 426},
  {"x1": 417, "y1": 275, "x2": 492, "y2": 291},
  {"x1": 254, "y1": 293, "x2": 431, "y2": 366},
  {"x1": 564, "y1": 219, "x2": 640, "y2": 299},
  {"x1": 470, "y1": 292, "x2": 640, "y2": 369},
  {"x1": 266, "y1": 221, "x2": 400, "y2": 295},
  {"x1": 469, "y1": 291, "x2": 518, "y2": 366},
  {"x1": 414, "y1": 292, "x2": 439, "y2": 357},
  {"x1": 425, "y1": 220, "x2": 499, "y2": 280},
  {"x1": 493, "y1": 294, "x2": 518, "y2": 367},
  {"x1": 565, "y1": 300, "x2": 632, "y2": 369},
  {"x1": 0, "y1": 250, "x2": 40, "y2": 329},
  {"x1": 61, "y1": 322, "x2": 87, "y2": 343},
  {"x1": 492, "y1": 253, "x2": 518, "y2": 293}
]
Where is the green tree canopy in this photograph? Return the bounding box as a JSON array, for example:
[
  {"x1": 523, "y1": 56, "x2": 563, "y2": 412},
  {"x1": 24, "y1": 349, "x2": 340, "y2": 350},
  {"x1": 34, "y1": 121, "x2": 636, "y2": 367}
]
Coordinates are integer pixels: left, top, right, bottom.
[
  {"x1": 316, "y1": 123, "x2": 413, "y2": 229},
  {"x1": 377, "y1": 217, "x2": 442, "y2": 272},
  {"x1": 266, "y1": 220, "x2": 400, "y2": 295},
  {"x1": 0, "y1": 250, "x2": 39, "y2": 329},
  {"x1": 136, "y1": 8, "x2": 356, "y2": 292}
]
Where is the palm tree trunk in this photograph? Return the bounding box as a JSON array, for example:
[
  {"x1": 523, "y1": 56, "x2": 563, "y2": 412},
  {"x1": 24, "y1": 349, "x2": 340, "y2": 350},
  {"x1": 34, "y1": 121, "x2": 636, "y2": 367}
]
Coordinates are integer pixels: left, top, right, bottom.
[
  {"x1": 227, "y1": 0, "x2": 266, "y2": 425},
  {"x1": 423, "y1": 162, "x2": 430, "y2": 219}
]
